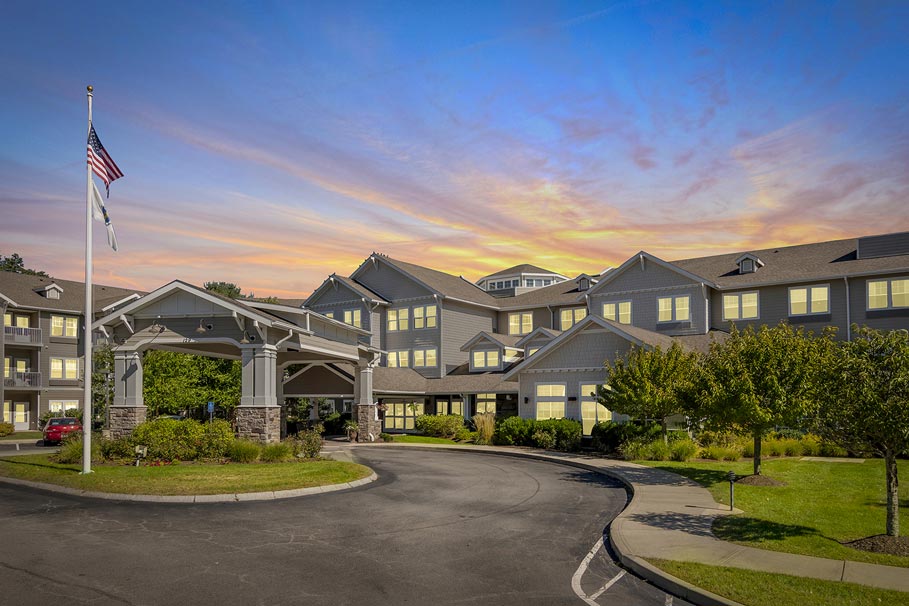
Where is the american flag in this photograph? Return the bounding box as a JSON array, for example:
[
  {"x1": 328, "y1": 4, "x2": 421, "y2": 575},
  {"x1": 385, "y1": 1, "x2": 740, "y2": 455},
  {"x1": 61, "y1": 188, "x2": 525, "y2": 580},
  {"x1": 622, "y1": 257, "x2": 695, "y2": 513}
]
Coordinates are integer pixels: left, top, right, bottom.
[{"x1": 87, "y1": 125, "x2": 124, "y2": 196}]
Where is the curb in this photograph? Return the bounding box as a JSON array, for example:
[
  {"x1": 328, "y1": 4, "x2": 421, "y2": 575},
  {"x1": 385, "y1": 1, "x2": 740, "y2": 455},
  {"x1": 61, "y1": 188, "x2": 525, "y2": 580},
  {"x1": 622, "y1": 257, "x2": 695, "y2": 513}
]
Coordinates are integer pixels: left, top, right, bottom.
[
  {"x1": 370, "y1": 443, "x2": 742, "y2": 606},
  {"x1": 0, "y1": 471, "x2": 378, "y2": 504}
]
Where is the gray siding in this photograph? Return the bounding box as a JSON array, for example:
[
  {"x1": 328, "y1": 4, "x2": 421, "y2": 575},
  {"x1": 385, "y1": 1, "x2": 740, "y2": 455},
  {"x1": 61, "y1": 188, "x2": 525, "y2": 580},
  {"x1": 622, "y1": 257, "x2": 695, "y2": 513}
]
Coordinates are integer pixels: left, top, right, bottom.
[
  {"x1": 849, "y1": 273, "x2": 909, "y2": 333},
  {"x1": 592, "y1": 283, "x2": 707, "y2": 335},
  {"x1": 284, "y1": 366, "x2": 353, "y2": 396},
  {"x1": 496, "y1": 307, "x2": 553, "y2": 334},
  {"x1": 354, "y1": 260, "x2": 435, "y2": 300},
  {"x1": 597, "y1": 258, "x2": 701, "y2": 292},
  {"x1": 441, "y1": 301, "x2": 495, "y2": 374},
  {"x1": 517, "y1": 370, "x2": 608, "y2": 421},
  {"x1": 382, "y1": 295, "x2": 443, "y2": 379}
]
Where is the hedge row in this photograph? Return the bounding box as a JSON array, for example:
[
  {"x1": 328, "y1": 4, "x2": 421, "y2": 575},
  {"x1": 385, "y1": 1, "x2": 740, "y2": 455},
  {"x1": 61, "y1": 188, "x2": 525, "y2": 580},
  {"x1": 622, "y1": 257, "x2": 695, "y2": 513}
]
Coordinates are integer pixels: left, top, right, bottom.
[{"x1": 493, "y1": 417, "x2": 582, "y2": 452}]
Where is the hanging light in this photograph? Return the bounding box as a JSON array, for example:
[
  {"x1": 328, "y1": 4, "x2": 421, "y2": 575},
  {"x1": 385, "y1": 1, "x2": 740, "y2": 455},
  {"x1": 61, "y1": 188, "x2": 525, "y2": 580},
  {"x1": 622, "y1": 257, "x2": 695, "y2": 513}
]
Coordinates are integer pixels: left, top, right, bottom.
[{"x1": 196, "y1": 319, "x2": 213, "y2": 334}]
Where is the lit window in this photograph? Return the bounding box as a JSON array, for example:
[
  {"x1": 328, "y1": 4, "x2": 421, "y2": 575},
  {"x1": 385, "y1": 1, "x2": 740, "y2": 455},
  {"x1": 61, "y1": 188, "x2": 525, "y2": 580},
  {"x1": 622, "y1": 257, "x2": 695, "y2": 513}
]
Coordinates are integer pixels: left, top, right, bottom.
[
  {"x1": 51, "y1": 357, "x2": 79, "y2": 380},
  {"x1": 527, "y1": 347, "x2": 540, "y2": 356},
  {"x1": 867, "y1": 278, "x2": 909, "y2": 310},
  {"x1": 657, "y1": 296, "x2": 690, "y2": 323},
  {"x1": 472, "y1": 350, "x2": 499, "y2": 369},
  {"x1": 387, "y1": 351, "x2": 409, "y2": 368},
  {"x1": 722, "y1": 292, "x2": 759, "y2": 321},
  {"x1": 476, "y1": 393, "x2": 496, "y2": 414},
  {"x1": 51, "y1": 315, "x2": 80, "y2": 337},
  {"x1": 15, "y1": 316, "x2": 29, "y2": 328},
  {"x1": 580, "y1": 383, "x2": 611, "y2": 436},
  {"x1": 602, "y1": 302, "x2": 632, "y2": 324},
  {"x1": 789, "y1": 285, "x2": 830, "y2": 316},
  {"x1": 413, "y1": 348, "x2": 437, "y2": 368},
  {"x1": 324, "y1": 312, "x2": 334, "y2": 320},
  {"x1": 343, "y1": 309, "x2": 362, "y2": 328},
  {"x1": 383, "y1": 401, "x2": 424, "y2": 431},
  {"x1": 3, "y1": 313, "x2": 10, "y2": 327},
  {"x1": 535, "y1": 383, "x2": 566, "y2": 419},
  {"x1": 49, "y1": 400, "x2": 79, "y2": 414},
  {"x1": 560, "y1": 307, "x2": 587, "y2": 330},
  {"x1": 387, "y1": 308, "x2": 409, "y2": 332},
  {"x1": 508, "y1": 312, "x2": 533, "y2": 335},
  {"x1": 413, "y1": 305, "x2": 437, "y2": 329}
]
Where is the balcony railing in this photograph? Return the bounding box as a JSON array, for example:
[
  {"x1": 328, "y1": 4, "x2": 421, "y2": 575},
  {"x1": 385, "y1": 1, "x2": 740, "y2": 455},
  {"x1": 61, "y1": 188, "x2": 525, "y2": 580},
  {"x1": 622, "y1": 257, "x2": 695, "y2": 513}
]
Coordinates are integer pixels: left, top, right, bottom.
[
  {"x1": 3, "y1": 326, "x2": 42, "y2": 344},
  {"x1": 3, "y1": 371, "x2": 42, "y2": 388}
]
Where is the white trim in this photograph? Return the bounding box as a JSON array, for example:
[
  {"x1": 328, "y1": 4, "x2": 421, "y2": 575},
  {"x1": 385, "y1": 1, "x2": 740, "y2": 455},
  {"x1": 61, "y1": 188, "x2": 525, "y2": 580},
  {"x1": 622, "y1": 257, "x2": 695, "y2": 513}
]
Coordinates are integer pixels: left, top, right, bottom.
[
  {"x1": 865, "y1": 276, "x2": 909, "y2": 311},
  {"x1": 787, "y1": 284, "x2": 831, "y2": 316},
  {"x1": 601, "y1": 300, "x2": 633, "y2": 325},
  {"x1": 100, "y1": 293, "x2": 141, "y2": 312},
  {"x1": 656, "y1": 294, "x2": 691, "y2": 323},
  {"x1": 585, "y1": 251, "x2": 717, "y2": 298},
  {"x1": 119, "y1": 314, "x2": 134, "y2": 334},
  {"x1": 721, "y1": 291, "x2": 760, "y2": 321}
]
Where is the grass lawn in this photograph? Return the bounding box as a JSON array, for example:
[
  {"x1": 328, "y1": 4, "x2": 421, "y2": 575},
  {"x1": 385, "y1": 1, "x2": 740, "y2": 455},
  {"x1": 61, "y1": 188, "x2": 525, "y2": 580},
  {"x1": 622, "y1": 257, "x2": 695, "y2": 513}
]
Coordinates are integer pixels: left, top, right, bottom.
[
  {"x1": 648, "y1": 559, "x2": 909, "y2": 606},
  {"x1": 0, "y1": 453, "x2": 372, "y2": 495},
  {"x1": 639, "y1": 458, "x2": 909, "y2": 567},
  {"x1": 0, "y1": 431, "x2": 43, "y2": 441},
  {"x1": 390, "y1": 435, "x2": 461, "y2": 444}
]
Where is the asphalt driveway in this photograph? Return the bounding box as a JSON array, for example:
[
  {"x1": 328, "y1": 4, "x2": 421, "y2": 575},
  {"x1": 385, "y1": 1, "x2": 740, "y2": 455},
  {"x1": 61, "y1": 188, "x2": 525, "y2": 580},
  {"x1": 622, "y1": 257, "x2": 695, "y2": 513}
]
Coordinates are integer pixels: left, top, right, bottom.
[{"x1": 0, "y1": 447, "x2": 687, "y2": 605}]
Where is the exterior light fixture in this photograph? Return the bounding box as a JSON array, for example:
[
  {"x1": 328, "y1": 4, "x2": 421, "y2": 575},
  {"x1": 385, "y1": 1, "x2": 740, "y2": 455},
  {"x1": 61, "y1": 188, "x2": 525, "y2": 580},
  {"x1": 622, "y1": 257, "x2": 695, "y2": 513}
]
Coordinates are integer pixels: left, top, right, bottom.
[
  {"x1": 239, "y1": 331, "x2": 255, "y2": 344},
  {"x1": 196, "y1": 319, "x2": 213, "y2": 334}
]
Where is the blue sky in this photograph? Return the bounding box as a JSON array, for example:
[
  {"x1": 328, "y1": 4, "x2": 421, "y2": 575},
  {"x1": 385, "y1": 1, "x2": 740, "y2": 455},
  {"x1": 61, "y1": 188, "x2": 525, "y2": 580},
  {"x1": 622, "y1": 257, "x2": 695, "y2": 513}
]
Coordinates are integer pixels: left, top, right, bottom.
[{"x1": 1, "y1": 1, "x2": 907, "y2": 297}]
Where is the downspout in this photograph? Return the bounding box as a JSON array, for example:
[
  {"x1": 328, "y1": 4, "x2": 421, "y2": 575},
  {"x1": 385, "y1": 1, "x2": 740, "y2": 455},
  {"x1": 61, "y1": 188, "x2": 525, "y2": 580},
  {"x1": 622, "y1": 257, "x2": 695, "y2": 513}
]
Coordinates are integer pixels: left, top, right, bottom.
[
  {"x1": 0, "y1": 302, "x2": 6, "y2": 413},
  {"x1": 701, "y1": 283, "x2": 709, "y2": 335},
  {"x1": 436, "y1": 294, "x2": 445, "y2": 377},
  {"x1": 843, "y1": 277, "x2": 851, "y2": 341}
]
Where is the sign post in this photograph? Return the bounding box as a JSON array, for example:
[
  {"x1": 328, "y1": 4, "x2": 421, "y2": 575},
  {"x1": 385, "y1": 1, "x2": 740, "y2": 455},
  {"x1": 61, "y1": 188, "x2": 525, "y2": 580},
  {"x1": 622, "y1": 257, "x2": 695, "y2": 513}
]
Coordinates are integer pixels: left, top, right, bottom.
[{"x1": 208, "y1": 401, "x2": 214, "y2": 422}]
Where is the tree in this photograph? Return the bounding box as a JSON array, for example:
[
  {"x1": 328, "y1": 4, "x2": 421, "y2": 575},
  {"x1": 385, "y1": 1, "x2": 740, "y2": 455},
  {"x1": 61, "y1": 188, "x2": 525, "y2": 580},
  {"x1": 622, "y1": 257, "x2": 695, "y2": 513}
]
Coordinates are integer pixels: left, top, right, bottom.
[
  {"x1": 92, "y1": 343, "x2": 114, "y2": 424},
  {"x1": 204, "y1": 281, "x2": 243, "y2": 299},
  {"x1": 142, "y1": 350, "x2": 242, "y2": 418},
  {"x1": 694, "y1": 323, "x2": 832, "y2": 476},
  {"x1": 598, "y1": 342, "x2": 700, "y2": 443},
  {"x1": 814, "y1": 326, "x2": 909, "y2": 537},
  {"x1": 0, "y1": 252, "x2": 49, "y2": 276}
]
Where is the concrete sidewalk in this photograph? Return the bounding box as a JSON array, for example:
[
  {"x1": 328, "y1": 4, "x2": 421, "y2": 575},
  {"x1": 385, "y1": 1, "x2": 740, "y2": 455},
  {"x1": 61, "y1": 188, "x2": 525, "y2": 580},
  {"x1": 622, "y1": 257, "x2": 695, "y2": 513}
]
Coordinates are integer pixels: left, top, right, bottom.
[{"x1": 352, "y1": 442, "x2": 909, "y2": 605}]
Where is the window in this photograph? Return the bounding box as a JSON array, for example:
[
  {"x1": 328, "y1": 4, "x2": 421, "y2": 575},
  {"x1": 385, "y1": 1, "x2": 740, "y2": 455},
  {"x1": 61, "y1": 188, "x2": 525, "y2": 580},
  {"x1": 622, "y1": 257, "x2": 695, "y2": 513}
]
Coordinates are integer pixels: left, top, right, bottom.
[
  {"x1": 387, "y1": 308, "x2": 409, "y2": 331},
  {"x1": 867, "y1": 278, "x2": 909, "y2": 310},
  {"x1": 51, "y1": 357, "x2": 79, "y2": 380},
  {"x1": 15, "y1": 316, "x2": 29, "y2": 328},
  {"x1": 413, "y1": 305, "x2": 437, "y2": 329},
  {"x1": 535, "y1": 383, "x2": 566, "y2": 419},
  {"x1": 580, "y1": 383, "x2": 611, "y2": 436},
  {"x1": 343, "y1": 309, "x2": 362, "y2": 328},
  {"x1": 508, "y1": 312, "x2": 533, "y2": 335},
  {"x1": 722, "y1": 292, "x2": 759, "y2": 321},
  {"x1": 472, "y1": 350, "x2": 499, "y2": 369},
  {"x1": 657, "y1": 296, "x2": 690, "y2": 323},
  {"x1": 383, "y1": 401, "x2": 424, "y2": 430},
  {"x1": 560, "y1": 307, "x2": 587, "y2": 330},
  {"x1": 789, "y1": 285, "x2": 830, "y2": 316},
  {"x1": 49, "y1": 400, "x2": 79, "y2": 414},
  {"x1": 387, "y1": 351, "x2": 409, "y2": 368},
  {"x1": 527, "y1": 347, "x2": 540, "y2": 356},
  {"x1": 475, "y1": 393, "x2": 496, "y2": 414},
  {"x1": 3, "y1": 313, "x2": 10, "y2": 327},
  {"x1": 413, "y1": 348, "x2": 437, "y2": 368},
  {"x1": 51, "y1": 315, "x2": 79, "y2": 337},
  {"x1": 602, "y1": 302, "x2": 632, "y2": 324},
  {"x1": 324, "y1": 312, "x2": 334, "y2": 320}
]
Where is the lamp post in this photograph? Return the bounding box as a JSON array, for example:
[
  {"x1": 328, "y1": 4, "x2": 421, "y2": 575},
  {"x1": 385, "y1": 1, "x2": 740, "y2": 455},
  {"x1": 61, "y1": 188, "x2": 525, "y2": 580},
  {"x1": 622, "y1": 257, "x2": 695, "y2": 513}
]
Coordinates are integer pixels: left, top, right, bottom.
[{"x1": 728, "y1": 470, "x2": 737, "y2": 511}]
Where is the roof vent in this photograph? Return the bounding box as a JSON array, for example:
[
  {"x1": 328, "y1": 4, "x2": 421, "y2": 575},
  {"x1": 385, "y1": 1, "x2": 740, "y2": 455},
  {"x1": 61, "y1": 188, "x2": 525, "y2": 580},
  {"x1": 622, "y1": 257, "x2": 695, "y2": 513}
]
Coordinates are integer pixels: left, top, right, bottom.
[
  {"x1": 857, "y1": 232, "x2": 909, "y2": 259},
  {"x1": 734, "y1": 253, "x2": 764, "y2": 274}
]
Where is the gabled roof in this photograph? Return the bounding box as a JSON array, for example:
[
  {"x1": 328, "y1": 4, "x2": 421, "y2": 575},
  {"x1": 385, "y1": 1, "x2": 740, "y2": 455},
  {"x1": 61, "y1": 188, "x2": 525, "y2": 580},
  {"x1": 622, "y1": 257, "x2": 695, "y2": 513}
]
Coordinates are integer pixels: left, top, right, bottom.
[
  {"x1": 478, "y1": 264, "x2": 566, "y2": 281},
  {"x1": 304, "y1": 273, "x2": 389, "y2": 307},
  {"x1": 459, "y1": 331, "x2": 524, "y2": 352},
  {"x1": 514, "y1": 327, "x2": 562, "y2": 348},
  {"x1": 585, "y1": 251, "x2": 717, "y2": 298},
  {"x1": 496, "y1": 278, "x2": 590, "y2": 310},
  {"x1": 0, "y1": 272, "x2": 142, "y2": 314},
  {"x1": 370, "y1": 367, "x2": 518, "y2": 395}
]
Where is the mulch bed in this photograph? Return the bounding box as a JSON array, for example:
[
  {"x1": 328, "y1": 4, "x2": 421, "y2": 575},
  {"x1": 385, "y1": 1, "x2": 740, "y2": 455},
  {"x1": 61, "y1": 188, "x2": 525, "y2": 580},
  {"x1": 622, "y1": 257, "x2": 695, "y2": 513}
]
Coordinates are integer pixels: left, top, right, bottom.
[
  {"x1": 735, "y1": 474, "x2": 786, "y2": 487},
  {"x1": 845, "y1": 535, "x2": 909, "y2": 557}
]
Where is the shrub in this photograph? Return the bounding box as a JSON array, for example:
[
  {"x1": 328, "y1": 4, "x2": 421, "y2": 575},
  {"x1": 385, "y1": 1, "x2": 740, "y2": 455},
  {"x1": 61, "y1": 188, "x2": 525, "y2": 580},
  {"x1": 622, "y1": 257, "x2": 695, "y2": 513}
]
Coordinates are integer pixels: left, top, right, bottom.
[
  {"x1": 297, "y1": 429, "x2": 322, "y2": 458},
  {"x1": 694, "y1": 430, "x2": 739, "y2": 449},
  {"x1": 453, "y1": 427, "x2": 473, "y2": 442},
  {"x1": 473, "y1": 413, "x2": 495, "y2": 445},
  {"x1": 531, "y1": 429, "x2": 556, "y2": 450},
  {"x1": 494, "y1": 416, "x2": 533, "y2": 446},
  {"x1": 415, "y1": 414, "x2": 465, "y2": 439},
  {"x1": 229, "y1": 439, "x2": 261, "y2": 463},
  {"x1": 261, "y1": 442, "x2": 293, "y2": 463},
  {"x1": 783, "y1": 439, "x2": 803, "y2": 457},
  {"x1": 591, "y1": 421, "x2": 661, "y2": 454},
  {"x1": 537, "y1": 418, "x2": 582, "y2": 452},
  {"x1": 0, "y1": 422, "x2": 13, "y2": 437},
  {"x1": 379, "y1": 432, "x2": 394, "y2": 442},
  {"x1": 99, "y1": 437, "x2": 133, "y2": 461},
  {"x1": 321, "y1": 412, "x2": 350, "y2": 435},
  {"x1": 819, "y1": 441, "x2": 849, "y2": 457},
  {"x1": 800, "y1": 434, "x2": 821, "y2": 456},
  {"x1": 492, "y1": 417, "x2": 582, "y2": 451},
  {"x1": 741, "y1": 440, "x2": 755, "y2": 458},
  {"x1": 198, "y1": 420, "x2": 234, "y2": 459},
  {"x1": 764, "y1": 439, "x2": 785, "y2": 457},
  {"x1": 54, "y1": 432, "x2": 101, "y2": 464},
  {"x1": 670, "y1": 438, "x2": 698, "y2": 462},
  {"x1": 130, "y1": 418, "x2": 204, "y2": 461},
  {"x1": 700, "y1": 445, "x2": 742, "y2": 461},
  {"x1": 620, "y1": 438, "x2": 669, "y2": 461}
]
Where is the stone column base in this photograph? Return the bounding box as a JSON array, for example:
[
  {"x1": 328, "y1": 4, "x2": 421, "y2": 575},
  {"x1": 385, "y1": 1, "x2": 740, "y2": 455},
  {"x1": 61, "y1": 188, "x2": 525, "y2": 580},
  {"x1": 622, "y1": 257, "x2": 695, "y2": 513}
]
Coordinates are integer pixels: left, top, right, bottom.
[
  {"x1": 355, "y1": 405, "x2": 382, "y2": 442},
  {"x1": 236, "y1": 406, "x2": 281, "y2": 443},
  {"x1": 109, "y1": 406, "x2": 147, "y2": 439}
]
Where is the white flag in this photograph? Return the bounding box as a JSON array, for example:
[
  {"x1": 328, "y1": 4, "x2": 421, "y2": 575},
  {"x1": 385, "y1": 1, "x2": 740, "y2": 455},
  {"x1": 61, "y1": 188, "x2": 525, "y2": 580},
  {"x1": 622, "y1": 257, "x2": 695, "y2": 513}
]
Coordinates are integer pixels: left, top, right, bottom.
[{"x1": 91, "y1": 180, "x2": 119, "y2": 252}]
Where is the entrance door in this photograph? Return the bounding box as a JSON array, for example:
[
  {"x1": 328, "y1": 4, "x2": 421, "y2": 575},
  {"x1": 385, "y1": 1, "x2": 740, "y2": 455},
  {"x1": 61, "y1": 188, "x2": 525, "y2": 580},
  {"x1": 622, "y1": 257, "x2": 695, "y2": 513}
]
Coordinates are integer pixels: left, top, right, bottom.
[
  {"x1": 13, "y1": 402, "x2": 29, "y2": 431},
  {"x1": 2, "y1": 401, "x2": 10, "y2": 425}
]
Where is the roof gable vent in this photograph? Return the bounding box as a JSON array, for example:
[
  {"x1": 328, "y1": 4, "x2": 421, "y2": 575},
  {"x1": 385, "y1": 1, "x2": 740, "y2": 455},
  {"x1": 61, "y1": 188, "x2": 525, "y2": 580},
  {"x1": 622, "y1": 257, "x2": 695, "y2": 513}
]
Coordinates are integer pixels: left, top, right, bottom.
[
  {"x1": 734, "y1": 253, "x2": 764, "y2": 274},
  {"x1": 857, "y1": 232, "x2": 909, "y2": 259},
  {"x1": 34, "y1": 282, "x2": 64, "y2": 299}
]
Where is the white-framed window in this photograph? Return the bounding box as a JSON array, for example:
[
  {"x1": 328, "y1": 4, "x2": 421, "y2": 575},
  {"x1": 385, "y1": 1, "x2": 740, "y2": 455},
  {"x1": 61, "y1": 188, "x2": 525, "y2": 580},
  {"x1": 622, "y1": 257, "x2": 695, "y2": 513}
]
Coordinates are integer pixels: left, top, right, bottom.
[
  {"x1": 602, "y1": 301, "x2": 632, "y2": 325},
  {"x1": 14, "y1": 315, "x2": 29, "y2": 328},
  {"x1": 413, "y1": 348, "x2": 438, "y2": 368},
  {"x1": 387, "y1": 308, "x2": 409, "y2": 331},
  {"x1": 867, "y1": 278, "x2": 909, "y2": 310},
  {"x1": 48, "y1": 400, "x2": 79, "y2": 414},
  {"x1": 413, "y1": 305, "x2": 437, "y2": 329},
  {"x1": 472, "y1": 350, "x2": 499, "y2": 369},
  {"x1": 50, "y1": 357, "x2": 79, "y2": 380},
  {"x1": 789, "y1": 285, "x2": 830, "y2": 316},
  {"x1": 343, "y1": 309, "x2": 362, "y2": 328},
  {"x1": 51, "y1": 315, "x2": 79, "y2": 338},
  {"x1": 476, "y1": 393, "x2": 496, "y2": 414},
  {"x1": 387, "y1": 350, "x2": 410, "y2": 368},
  {"x1": 535, "y1": 383, "x2": 566, "y2": 419},
  {"x1": 2, "y1": 313, "x2": 10, "y2": 327},
  {"x1": 580, "y1": 383, "x2": 611, "y2": 436},
  {"x1": 657, "y1": 296, "x2": 690, "y2": 323},
  {"x1": 560, "y1": 307, "x2": 587, "y2": 330},
  {"x1": 324, "y1": 312, "x2": 334, "y2": 320},
  {"x1": 383, "y1": 401, "x2": 424, "y2": 430},
  {"x1": 508, "y1": 312, "x2": 533, "y2": 335},
  {"x1": 722, "y1": 292, "x2": 759, "y2": 321}
]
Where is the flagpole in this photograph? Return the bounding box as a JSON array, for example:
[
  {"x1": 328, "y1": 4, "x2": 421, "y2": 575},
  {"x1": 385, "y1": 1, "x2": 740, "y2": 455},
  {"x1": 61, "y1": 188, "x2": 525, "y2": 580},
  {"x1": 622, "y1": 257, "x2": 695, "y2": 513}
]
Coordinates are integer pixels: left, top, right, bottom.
[{"x1": 82, "y1": 85, "x2": 94, "y2": 474}]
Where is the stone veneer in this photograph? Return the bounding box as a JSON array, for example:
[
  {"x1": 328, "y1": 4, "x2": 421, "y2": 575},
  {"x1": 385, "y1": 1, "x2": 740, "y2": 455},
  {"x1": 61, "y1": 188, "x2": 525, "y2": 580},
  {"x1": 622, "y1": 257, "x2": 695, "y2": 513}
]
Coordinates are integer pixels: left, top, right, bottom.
[
  {"x1": 109, "y1": 406, "x2": 147, "y2": 439},
  {"x1": 355, "y1": 405, "x2": 382, "y2": 442},
  {"x1": 236, "y1": 406, "x2": 281, "y2": 443}
]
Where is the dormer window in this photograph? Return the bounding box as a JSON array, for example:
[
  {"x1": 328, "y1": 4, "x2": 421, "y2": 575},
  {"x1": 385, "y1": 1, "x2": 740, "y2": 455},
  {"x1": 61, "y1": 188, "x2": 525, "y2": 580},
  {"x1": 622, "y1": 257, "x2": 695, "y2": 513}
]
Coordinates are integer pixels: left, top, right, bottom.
[
  {"x1": 741, "y1": 259, "x2": 754, "y2": 273},
  {"x1": 578, "y1": 277, "x2": 590, "y2": 291},
  {"x1": 735, "y1": 254, "x2": 764, "y2": 275},
  {"x1": 34, "y1": 282, "x2": 64, "y2": 299}
]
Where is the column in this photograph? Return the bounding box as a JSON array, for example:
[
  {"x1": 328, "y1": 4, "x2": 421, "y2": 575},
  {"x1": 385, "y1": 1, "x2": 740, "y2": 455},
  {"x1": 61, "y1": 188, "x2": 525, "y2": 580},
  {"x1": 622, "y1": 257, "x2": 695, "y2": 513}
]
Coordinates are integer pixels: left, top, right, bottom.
[
  {"x1": 109, "y1": 350, "x2": 146, "y2": 439},
  {"x1": 354, "y1": 361, "x2": 380, "y2": 442},
  {"x1": 235, "y1": 345, "x2": 281, "y2": 443}
]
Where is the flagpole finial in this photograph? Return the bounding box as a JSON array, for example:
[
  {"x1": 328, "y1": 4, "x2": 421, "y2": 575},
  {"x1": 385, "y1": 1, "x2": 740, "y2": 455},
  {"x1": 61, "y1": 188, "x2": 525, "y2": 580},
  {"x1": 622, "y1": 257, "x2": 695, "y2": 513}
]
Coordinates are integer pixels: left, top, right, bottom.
[{"x1": 87, "y1": 85, "x2": 93, "y2": 93}]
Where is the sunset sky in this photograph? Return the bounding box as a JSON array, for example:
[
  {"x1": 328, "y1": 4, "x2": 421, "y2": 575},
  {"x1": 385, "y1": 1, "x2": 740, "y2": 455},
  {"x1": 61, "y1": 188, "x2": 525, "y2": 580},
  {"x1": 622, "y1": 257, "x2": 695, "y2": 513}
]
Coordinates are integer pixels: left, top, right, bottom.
[{"x1": 1, "y1": 1, "x2": 908, "y2": 298}]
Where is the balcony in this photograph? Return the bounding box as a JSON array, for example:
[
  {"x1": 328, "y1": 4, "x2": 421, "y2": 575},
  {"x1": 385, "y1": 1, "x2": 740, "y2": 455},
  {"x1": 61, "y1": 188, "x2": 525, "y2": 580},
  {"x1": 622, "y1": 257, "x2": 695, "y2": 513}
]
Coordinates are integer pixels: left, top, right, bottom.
[
  {"x1": 3, "y1": 326, "x2": 43, "y2": 345},
  {"x1": 3, "y1": 371, "x2": 42, "y2": 388}
]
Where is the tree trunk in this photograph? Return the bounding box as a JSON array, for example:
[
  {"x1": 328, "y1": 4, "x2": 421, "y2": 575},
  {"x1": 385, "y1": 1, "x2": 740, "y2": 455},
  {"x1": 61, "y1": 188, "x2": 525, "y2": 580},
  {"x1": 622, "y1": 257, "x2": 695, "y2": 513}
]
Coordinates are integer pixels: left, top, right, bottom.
[
  {"x1": 886, "y1": 451, "x2": 900, "y2": 537},
  {"x1": 662, "y1": 418, "x2": 668, "y2": 445},
  {"x1": 753, "y1": 434, "x2": 762, "y2": 476}
]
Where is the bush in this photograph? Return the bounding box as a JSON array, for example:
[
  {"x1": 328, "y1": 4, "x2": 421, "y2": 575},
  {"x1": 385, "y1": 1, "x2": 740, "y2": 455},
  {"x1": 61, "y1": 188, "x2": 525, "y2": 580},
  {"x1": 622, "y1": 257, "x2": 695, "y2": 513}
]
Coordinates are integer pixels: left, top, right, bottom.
[
  {"x1": 198, "y1": 420, "x2": 234, "y2": 459},
  {"x1": 379, "y1": 432, "x2": 394, "y2": 442},
  {"x1": 492, "y1": 417, "x2": 582, "y2": 451},
  {"x1": 783, "y1": 439, "x2": 803, "y2": 457},
  {"x1": 591, "y1": 421, "x2": 661, "y2": 454},
  {"x1": 537, "y1": 418, "x2": 582, "y2": 452},
  {"x1": 229, "y1": 439, "x2": 261, "y2": 463},
  {"x1": 700, "y1": 445, "x2": 742, "y2": 461},
  {"x1": 670, "y1": 438, "x2": 698, "y2": 462},
  {"x1": 130, "y1": 418, "x2": 204, "y2": 461},
  {"x1": 261, "y1": 442, "x2": 293, "y2": 463},
  {"x1": 100, "y1": 437, "x2": 133, "y2": 461},
  {"x1": 297, "y1": 429, "x2": 322, "y2": 458},
  {"x1": 620, "y1": 438, "x2": 670, "y2": 461},
  {"x1": 472, "y1": 413, "x2": 495, "y2": 445},
  {"x1": 453, "y1": 427, "x2": 473, "y2": 442},
  {"x1": 532, "y1": 429, "x2": 556, "y2": 450},
  {"x1": 0, "y1": 422, "x2": 13, "y2": 437},
  {"x1": 819, "y1": 441, "x2": 849, "y2": 458},
  {"x1": 494, "y1": 416, "x2": 534, "y2": 446},
  {"x1": 54, "y1": 432, "x2": 101, "y2": 464},
  {"x1": 415, "y1": 414, "x2": 465, "y2": 439},
  {"x1": 800, "y1": 434, "x2": 821, "y2": 456},
  {"x1": 694, "y1": 430, "x2": 739, "y2": 449},
  {"x1": 322, "y1": 412, "x2": 350, "y2": 435},
  {"x1": 765, "y1": 439, "x2": 785, "y2": 457},
  {"x1": 741, "y1": 440, "x2": 755, "y2": 458}
]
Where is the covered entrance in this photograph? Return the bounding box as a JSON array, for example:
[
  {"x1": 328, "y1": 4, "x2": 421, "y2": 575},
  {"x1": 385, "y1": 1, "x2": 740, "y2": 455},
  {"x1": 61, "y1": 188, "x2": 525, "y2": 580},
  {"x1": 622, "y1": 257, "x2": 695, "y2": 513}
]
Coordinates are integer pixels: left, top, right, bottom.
[{"x1": 2, "y1": 400, "x2": 29, "y2": 431}]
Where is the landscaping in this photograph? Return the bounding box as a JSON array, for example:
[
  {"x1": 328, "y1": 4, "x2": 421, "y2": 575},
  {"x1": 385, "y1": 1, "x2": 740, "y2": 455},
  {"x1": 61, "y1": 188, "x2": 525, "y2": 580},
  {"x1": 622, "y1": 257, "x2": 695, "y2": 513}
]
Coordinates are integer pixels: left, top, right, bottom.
[
  {"x1": 648, "y1": 559, "x2": 909, "y2": 606},
  {"x1": 0, "y1": 430, "x2": 43, "y2": 442},
  {"x1": 389, "y1": 434, "x2": 459, "y2": 444}
]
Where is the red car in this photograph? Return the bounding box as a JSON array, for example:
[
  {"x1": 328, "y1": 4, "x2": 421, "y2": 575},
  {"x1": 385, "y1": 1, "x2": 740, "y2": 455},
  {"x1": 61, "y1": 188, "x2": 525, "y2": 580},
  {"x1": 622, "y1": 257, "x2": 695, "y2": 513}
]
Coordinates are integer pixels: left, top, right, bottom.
[{"x1": 43, "y1": 417, "x2": 82, "y2": 446}]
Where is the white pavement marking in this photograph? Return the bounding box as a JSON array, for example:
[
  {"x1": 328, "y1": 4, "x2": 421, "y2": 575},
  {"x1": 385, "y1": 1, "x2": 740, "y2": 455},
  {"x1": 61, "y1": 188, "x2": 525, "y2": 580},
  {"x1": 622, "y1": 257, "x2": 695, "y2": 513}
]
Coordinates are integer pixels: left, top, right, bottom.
[
  {"x1": 571, "y1": 536, "x2": 627, "y2": 605},
  {"x1": 665, "y1": 594, "x2": 673, "y2": 605}
]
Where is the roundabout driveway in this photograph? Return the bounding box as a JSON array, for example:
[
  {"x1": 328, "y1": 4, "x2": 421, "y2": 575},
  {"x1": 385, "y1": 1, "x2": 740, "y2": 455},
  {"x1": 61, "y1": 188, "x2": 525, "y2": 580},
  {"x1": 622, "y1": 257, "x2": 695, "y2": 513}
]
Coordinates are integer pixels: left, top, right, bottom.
[{"x1": 0, "y1": 448, "x2": 689, "y2": 605}]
